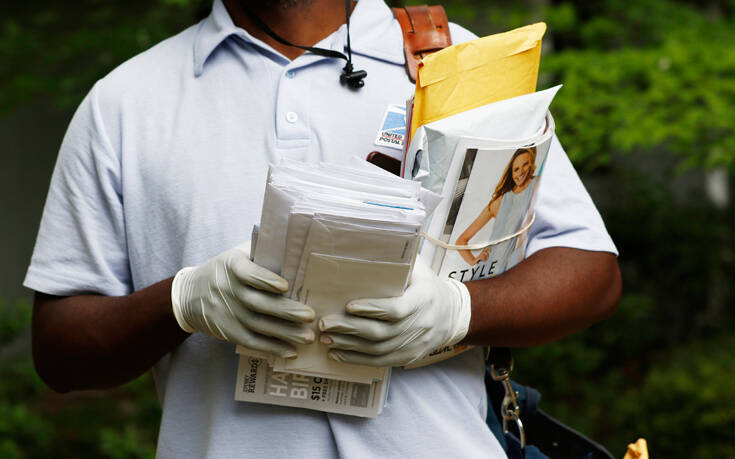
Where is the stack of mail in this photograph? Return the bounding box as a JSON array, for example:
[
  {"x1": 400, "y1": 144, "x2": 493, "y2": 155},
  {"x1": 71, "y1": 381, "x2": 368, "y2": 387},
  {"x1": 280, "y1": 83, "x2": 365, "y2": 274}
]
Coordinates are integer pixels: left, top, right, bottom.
[{"x1": 234, "y1": 158, "x2": 440, "y2": 417}]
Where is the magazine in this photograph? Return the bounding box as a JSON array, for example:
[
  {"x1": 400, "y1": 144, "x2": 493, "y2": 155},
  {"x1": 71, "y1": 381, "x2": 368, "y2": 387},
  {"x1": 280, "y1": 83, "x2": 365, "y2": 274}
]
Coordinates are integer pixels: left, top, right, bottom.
[{"x1": 402, "y1": 107, "x2": 556, "y2": 368}]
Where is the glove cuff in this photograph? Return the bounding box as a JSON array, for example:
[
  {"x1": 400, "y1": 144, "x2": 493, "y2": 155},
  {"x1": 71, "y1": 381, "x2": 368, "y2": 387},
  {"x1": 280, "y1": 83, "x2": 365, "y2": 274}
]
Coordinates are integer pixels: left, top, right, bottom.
[
  {"x1": 444, "y1": 278, "x2": 472, "y2": 346},
  {"x1": 171, "y1": 267, "x2": 197, "y2": 333}
]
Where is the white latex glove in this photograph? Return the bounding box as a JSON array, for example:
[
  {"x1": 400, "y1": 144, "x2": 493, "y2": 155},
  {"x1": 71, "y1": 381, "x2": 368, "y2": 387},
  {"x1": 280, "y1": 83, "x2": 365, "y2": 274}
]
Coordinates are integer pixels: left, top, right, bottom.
[
  {"x1": 171, "y1": 242, "x2": 316, "y2": 359},
  {"x1": 318, "y1": 257, "x2": 471, "y2": 367}
]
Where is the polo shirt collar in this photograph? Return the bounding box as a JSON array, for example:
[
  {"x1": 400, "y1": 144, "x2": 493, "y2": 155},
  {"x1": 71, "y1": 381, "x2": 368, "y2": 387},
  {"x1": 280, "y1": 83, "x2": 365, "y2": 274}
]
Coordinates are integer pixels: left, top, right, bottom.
[
  {"x1": 193, "y1": 0, "x2": 404, "y2": 77},
  {"x1": 347, "y1": 0, "x2": 405, "y2": 64},
  {"x1": 193, "y1": 0, "x2": 242, "y2": 77}
]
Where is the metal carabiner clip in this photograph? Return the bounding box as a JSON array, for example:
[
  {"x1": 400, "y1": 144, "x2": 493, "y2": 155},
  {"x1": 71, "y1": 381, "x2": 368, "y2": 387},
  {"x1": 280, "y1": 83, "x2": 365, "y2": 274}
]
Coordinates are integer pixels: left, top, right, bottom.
[
  {"x1": 500, "y1": 378, "x2": 526, "y2": 450},
  {"x1": 490, "y1": 353, "x2": 527, "y2": 451}
]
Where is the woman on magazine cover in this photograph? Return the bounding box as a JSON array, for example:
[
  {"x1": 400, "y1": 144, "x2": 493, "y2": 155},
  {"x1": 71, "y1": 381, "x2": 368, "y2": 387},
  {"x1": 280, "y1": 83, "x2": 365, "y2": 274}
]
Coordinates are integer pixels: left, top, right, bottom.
[{"x1": 456, "y1": 147, "x2": 539, "y2": 277}]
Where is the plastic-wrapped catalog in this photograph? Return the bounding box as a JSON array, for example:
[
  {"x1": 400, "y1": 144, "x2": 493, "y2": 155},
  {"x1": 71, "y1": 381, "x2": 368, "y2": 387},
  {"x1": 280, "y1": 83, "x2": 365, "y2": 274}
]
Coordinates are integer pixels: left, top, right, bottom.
[{"x1": 401, "y1": 87, "x2": 561, "y2": 368}]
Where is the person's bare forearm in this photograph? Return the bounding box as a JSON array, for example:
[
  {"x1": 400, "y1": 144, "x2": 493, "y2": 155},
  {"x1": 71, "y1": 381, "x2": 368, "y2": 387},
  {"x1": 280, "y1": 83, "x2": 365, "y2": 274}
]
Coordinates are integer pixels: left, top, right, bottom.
[
  {"x1": 462, "y1": 247, "x2": 621, "y2": 347},
  {"x1": 32, "y1": 277, "x2": 189, "y2": 393}
]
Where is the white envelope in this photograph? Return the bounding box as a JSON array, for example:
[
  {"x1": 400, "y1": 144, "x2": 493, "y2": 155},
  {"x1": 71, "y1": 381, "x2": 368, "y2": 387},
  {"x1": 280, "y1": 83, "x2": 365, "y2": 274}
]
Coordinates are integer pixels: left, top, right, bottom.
[
  {"x1": 274, "y1": 253, "x2": 410, "y2": 384},
  {"x1": 289, "y1": 217, "x2": 419, "y2": 300},
  {"x1": 281, "y1": 204, "x2": 402, "y2": 290},
  {"x1": 281, "y1": 202, "x2": 424, "y2": 293},
  {"x1": 255, "y1": 167, "x2": 430, "y2": 274},
  {"x1": 254, "y1": 183, "x2": 304, "y2": 273},
  {"x1": 280, "y1": 158, "x2": 421, "y2": 199}
]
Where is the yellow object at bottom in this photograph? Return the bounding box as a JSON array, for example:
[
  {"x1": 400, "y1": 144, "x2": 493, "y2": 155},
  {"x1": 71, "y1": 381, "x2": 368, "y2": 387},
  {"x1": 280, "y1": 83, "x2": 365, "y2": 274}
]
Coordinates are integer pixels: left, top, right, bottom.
[{"x1": 623, "y1": 438, "x2": 649, "y2": 459}]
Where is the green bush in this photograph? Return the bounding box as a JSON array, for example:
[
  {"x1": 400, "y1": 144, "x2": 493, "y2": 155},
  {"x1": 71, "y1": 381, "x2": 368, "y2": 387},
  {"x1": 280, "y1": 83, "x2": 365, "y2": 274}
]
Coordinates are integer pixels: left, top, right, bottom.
[
  {"x1": 99, "y1": 425, "x2": 156, "y2": 459},
  {"x1": 0, "y1": 298, "x2": 31, "y2": 345},
  {"x1": 618, "y1": 335, "x2": 735, "y2": 457},
  {"x1": 515, "y1": 330, "x2": 735, "y2": 457}
]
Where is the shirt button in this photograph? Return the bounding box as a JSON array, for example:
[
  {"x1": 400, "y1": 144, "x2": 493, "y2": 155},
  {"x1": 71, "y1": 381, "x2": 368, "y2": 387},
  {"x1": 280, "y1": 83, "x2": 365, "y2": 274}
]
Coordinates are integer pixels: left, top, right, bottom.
[
  {"x1": 286, "y1": 112, "x2": 298, "y2": 123},
  {"x1": 285, "y1": 70, "x2": 295, "y2": 79}
]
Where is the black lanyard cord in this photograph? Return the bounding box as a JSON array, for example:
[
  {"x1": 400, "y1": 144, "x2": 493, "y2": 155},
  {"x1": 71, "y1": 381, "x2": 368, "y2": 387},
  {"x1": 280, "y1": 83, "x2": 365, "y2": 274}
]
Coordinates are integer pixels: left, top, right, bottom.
[
  {"x1": 237, "y1": 0, "x2": 367, "y2": 89},
  {"x1": 343, "y1": 0, "x2": 354, "y2": 66}
]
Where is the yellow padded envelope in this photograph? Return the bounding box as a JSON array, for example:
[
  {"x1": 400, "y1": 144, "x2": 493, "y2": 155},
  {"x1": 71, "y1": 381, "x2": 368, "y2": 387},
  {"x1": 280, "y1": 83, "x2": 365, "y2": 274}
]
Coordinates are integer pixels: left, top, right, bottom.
[{"x1": 410, "y1": 22, "x2": 547, "y2": 139}]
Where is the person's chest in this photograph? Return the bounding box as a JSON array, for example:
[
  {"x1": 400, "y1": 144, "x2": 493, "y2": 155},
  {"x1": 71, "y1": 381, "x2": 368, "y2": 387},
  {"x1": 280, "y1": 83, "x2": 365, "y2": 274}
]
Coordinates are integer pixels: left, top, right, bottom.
[{"x1": 118, "y1": 47, "x2": 414, "y2": 287}]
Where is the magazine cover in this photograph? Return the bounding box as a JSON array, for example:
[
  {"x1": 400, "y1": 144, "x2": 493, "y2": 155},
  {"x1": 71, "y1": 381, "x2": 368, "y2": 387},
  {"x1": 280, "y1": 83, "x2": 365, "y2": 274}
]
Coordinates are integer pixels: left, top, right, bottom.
[
  {"x1": 434, "y1": 138, "x2": 551, "y2": 280},
  {"x1": 404, "y1": 135, "x2": 552, "y2": 369}
]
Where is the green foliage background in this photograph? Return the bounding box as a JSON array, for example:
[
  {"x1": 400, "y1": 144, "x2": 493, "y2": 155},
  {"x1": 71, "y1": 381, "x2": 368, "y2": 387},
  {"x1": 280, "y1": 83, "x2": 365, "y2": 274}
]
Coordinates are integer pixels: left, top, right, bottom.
[{"x1": 3, "y1": 0, "x2": 735, "y2": 457}]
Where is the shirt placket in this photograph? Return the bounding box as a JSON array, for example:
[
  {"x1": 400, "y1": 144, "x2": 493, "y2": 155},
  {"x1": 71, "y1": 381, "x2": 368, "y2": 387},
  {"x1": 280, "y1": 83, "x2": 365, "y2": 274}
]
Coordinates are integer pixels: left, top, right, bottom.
[
  {"x1": 273, "y1": 31, "x2": 346, "y2": 163},
  {"x1": 274, "y1": 61, "x2": 313, "y2": 161}
]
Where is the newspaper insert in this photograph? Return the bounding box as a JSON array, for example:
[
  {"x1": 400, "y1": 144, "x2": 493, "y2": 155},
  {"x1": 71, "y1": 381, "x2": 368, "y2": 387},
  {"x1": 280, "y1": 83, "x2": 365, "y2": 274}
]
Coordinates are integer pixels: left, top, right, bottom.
[{"x1": 235, "y1": 356, "x2": 389, "y2": 418}]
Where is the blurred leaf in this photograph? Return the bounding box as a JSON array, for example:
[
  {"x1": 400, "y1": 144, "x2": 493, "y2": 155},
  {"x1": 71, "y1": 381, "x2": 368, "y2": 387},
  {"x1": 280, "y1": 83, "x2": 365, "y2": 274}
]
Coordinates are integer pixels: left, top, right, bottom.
[
  {"x1": 99, "y1": 425, "x2": 156, "y2": 459},
  {"x1": 0, "y1": 298, "x2": 31, "y2": 345}
]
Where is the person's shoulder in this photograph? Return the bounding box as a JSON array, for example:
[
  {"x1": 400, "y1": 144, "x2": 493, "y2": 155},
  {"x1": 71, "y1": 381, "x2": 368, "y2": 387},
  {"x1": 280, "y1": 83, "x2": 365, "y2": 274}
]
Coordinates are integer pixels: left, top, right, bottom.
[
  {"x1": 489, "y1": 194, "x2": 503, "y2": 213},
  {"x1": 93, "y1": 22, "x2": 201, "y2": 109},
  {"x1": 448, "y1": 22, "x2": 478, "y2": 45}
]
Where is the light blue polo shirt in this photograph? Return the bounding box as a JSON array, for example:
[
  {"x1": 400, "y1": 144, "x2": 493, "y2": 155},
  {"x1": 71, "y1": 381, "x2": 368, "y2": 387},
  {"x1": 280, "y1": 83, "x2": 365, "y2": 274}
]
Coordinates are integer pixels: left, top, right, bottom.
[{"x1": 25, "y1": 0, "x2": 616, "y2": 457}]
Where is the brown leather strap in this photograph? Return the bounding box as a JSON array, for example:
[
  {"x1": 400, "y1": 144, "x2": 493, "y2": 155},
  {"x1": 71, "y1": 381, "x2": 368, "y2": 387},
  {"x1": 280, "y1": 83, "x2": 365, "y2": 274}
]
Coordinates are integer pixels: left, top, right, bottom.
[{"x1": 392, "y1": 5, "x2": 452, "y2": 83}]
